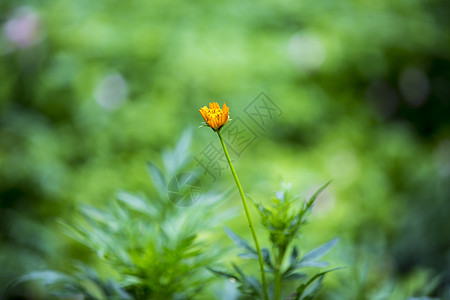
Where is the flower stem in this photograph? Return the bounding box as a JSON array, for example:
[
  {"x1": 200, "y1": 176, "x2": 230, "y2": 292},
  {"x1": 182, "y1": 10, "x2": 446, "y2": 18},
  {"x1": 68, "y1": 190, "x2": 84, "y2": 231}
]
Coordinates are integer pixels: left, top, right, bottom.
[
  {"x1": 217, "y1": 130, "x2": 269, "y2": 300},
  {"x1": 274, "y1": 247, "x2": 286, "y2": 300},
  {"x1": 274, "y1": 271, "x2": 282, "y2": 300}
]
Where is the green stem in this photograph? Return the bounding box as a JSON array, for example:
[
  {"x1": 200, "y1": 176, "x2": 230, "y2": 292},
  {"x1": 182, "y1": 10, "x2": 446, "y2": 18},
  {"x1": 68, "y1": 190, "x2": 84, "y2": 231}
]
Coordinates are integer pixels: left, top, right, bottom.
[
  {"x1": 274, "y1": 247, "x2": 286, "y2": 300},
  {"x1": 217, "y1": 130, "x2": 269, "y2": 300},
  {"x1": 274, "y1": 272, "x2": 282, "y2": 300}
]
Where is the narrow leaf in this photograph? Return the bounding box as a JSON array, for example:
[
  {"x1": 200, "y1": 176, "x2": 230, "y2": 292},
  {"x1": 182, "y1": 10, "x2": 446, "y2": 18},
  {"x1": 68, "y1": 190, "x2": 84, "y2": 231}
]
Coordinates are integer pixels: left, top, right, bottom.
[
  {"x1": 261, "y1": 247, "x2": 273, "y2": 269},
  {"x1": 305, "y1": 181, "x2": 331, "y2": 212},
  {"x1": 238, "y1": 253, "x2": 258, "y2": 259},
  {"x1": 291, "y1": 246, "x2": 299, "y2": 265},
  {"x1": 232, "y1": 263, "x2": 247, "y2": 282},
  {"x1": 294, "y1": 267, "x2": 344, "y2": 300},
  {"x1": 207, "y1": 267, "x2": 239, "y2": 282},
  {"x1": 173, "y1": 128, "x2": 192, "y2": 167},
  {"x1": 116, "y1": 191, "x2": 156, "y2": 217},
  {"x1": 147, "y1": 162, "x2": 167, "y2": 197},
  {"x1": 284, "y1": 272, "x2": 307, "y2": 281},
  {"x1": 11, "y1": 270, "x2": 71, "y2": 287},
  {"x1": 296, "y1": 261, "x2": 329, "y2": 268},
  {"x1": 232, "y1": 264, "x2": 262, "y2": 297},
  {"x1": 224, "y1": 227, "x2": 257, "y2": 254},
  {"x1": 299, "y1": 238, "x2": 338, "y2": 264}
]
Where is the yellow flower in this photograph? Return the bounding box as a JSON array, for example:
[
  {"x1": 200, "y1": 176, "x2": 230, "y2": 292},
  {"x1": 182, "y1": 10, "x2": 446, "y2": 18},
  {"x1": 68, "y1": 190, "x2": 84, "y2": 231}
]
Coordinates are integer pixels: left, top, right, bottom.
[{"x1": 199, "y1": 102, "x2": 230, "y2": 131}]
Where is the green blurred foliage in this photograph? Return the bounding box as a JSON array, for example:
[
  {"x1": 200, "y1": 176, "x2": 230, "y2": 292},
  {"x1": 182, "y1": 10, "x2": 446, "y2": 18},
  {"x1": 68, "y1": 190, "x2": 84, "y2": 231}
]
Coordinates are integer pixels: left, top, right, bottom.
[
  {"x1": 210, "y1": 182, "x2": 340, "y2": 300},
  {"x1": 8, "y1": 133, "x2": 235, "y2": 299},
  {"x1": 0, "y1": 0, "x2": 449, "y2": 298}
]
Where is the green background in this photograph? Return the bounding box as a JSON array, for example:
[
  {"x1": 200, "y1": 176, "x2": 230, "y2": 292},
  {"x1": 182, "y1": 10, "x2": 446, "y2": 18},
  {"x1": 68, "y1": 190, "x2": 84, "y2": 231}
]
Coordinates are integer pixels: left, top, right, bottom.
[{"x1": 1, "y1": 0, "x2": 449, "y2": 298}]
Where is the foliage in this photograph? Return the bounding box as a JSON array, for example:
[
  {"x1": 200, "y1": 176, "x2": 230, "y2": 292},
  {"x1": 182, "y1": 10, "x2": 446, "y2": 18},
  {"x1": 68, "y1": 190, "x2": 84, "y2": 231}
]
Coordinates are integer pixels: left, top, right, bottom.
[
  {"x1": 1, "y1": 0, "x2": 449, "y2": 298},
  {"x1": 11, "y1": 131, "x2": 234, "y2": 299},
  {"x1": 210, "y1": 182, "x2": 340, "y2": 300},
  {"x1": 11, "y1": 266, "x2": 131, "y2": 299}
]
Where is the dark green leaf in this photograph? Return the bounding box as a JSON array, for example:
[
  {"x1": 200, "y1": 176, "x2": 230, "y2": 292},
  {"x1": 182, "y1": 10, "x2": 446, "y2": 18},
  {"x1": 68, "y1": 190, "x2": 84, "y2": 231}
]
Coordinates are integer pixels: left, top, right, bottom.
[
  {"x1": 245, "y1": 275, "x2": 263, "y2": 295},
  {"x1": 207, "y1": 267, "x2": 239, "y2": 282},
  {"x1": 261, "y1": 247, "x2": 273, "y2": 269},
  {"x1": 232, "y1": 264, "x2": 262, "y2": 297},
  {"x1": 224, "y1": 227, "x2": 257, "y2": 255},
  {"x1": 291, "y1": 246, "x2": 299, "y2": 265},
  {"x1": 284, "y1": 272, "x2": 307, "y2": 280}
]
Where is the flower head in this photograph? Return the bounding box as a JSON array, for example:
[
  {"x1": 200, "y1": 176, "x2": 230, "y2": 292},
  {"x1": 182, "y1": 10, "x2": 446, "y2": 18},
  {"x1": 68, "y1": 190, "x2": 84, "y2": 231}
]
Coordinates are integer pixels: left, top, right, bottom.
[{"x1": 199, "y1": 102, "x2": 230, "y2": 131}]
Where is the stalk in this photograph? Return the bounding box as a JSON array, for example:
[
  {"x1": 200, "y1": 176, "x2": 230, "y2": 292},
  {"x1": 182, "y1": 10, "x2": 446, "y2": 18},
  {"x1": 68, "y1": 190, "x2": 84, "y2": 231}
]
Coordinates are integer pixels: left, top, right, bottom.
[
  {"x1": 274, "y1": 246, "x2": 287, "y2": 300},
  {"x1": 274, "y1": 272, "x2": 282, "y2": 300},
  {"x1": 217, "y1": 130, "x2": 269, "y2": 300}
]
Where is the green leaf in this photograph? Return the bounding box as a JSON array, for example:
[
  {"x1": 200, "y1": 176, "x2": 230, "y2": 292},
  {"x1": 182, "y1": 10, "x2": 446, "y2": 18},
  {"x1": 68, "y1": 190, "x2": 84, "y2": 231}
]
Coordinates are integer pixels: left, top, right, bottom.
[
  {"x1": 282, "y1": 246, "x2": 300, "y2": 277},
  {"x1": 245, "y1": 276, "x2": 263, "y2": 296},
  {"x1": 176, "y1": 233, "x2": 197, "y2": 252},
  {"x1": 294, "y1": 267, "x2": 344, "y2": 300},
  {"x1": 291, "y1": 246, "x2": 299, "y2": 265},
  {"x1": 298, "y1": 238, "x2": 338, "y2": 267},
  {"x1": 116, "y1": 190, "x2": 156, "y2": 217},
  {"x1": 302, "y1": 274, "x2": 325, "y2": 300},
  {"x1": 11, "y1": 270, "x2": 72, "y2": 287},
  {"x1": 284, "y1": 272, "x2": 307, "y2": 281},
  {"x1": 162, "y1": 129, "x2": 193, "y2": 178},
  {"x1": 232, "y1": 264, "x2": 262, "y2": 297},
  {"x1": 207, "y1": 267, "x2": 239, "y2": 282},
  {"x1": 261, "y1": 247, "x2": 273, "y2": 269},
  {"x1": 224, "y1": 227, "x2": 257, "y2": 255},
  {"x1": 237, "y1": 248, "x2": 274, "y2": 273},
  {"x1": 78, "y1": 205, "x2": 107, "y2": 223},
  {"x1": 232, "y1": 263, "x2": 247, "y2": 281},
  {"x1": 106, "y1": 280, "x2": 132, "y2": 300},
  {"x1": 255, "y1": 202, "x2": 273, "y2": 217},
  {"x1": 147, "y1": 162, "x2": 167, "y2": 197},
  {"x1": 173, "y1": 128, "x2": 192, "y2": 165},
  {"x1": 303, "y1": 181, "x2": 331, "y2": 216},
  {"x1": 297, "y1": 261, "x2": 329, "y2": 268},
  {"x1": 238, "y1": 252, "x2": 258, "y2": 259}
]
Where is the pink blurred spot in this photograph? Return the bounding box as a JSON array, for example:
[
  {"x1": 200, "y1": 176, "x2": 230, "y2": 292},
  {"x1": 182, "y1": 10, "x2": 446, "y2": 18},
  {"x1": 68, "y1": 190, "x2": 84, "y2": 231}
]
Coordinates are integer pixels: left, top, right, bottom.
[{"x1": 3, "y1": 7, "x2": 40, "y2": 49}]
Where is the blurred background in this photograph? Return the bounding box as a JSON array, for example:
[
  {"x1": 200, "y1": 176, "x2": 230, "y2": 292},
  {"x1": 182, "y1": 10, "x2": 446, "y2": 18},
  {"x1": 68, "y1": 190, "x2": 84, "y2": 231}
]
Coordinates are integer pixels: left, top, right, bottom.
[{"x1": 0, "y1": 0, "x2": 449, "y2": 298}]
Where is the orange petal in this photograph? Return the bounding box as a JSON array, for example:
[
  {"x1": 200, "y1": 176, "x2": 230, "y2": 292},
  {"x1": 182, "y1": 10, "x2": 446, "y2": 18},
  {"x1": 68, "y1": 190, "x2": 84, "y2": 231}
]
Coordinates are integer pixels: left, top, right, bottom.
[
  {"x1": 199, "y1": 107, "x2": 208, "y2": 121},
  {"x1": 199, "y1": 112, "x2": 206, "y2": 121},
  {"x1": 222, "y1": 103, "x2": 229, "y2": 115},
  {"x1": 222, "y1": 103, "x2": 229, "y2": 124}
]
